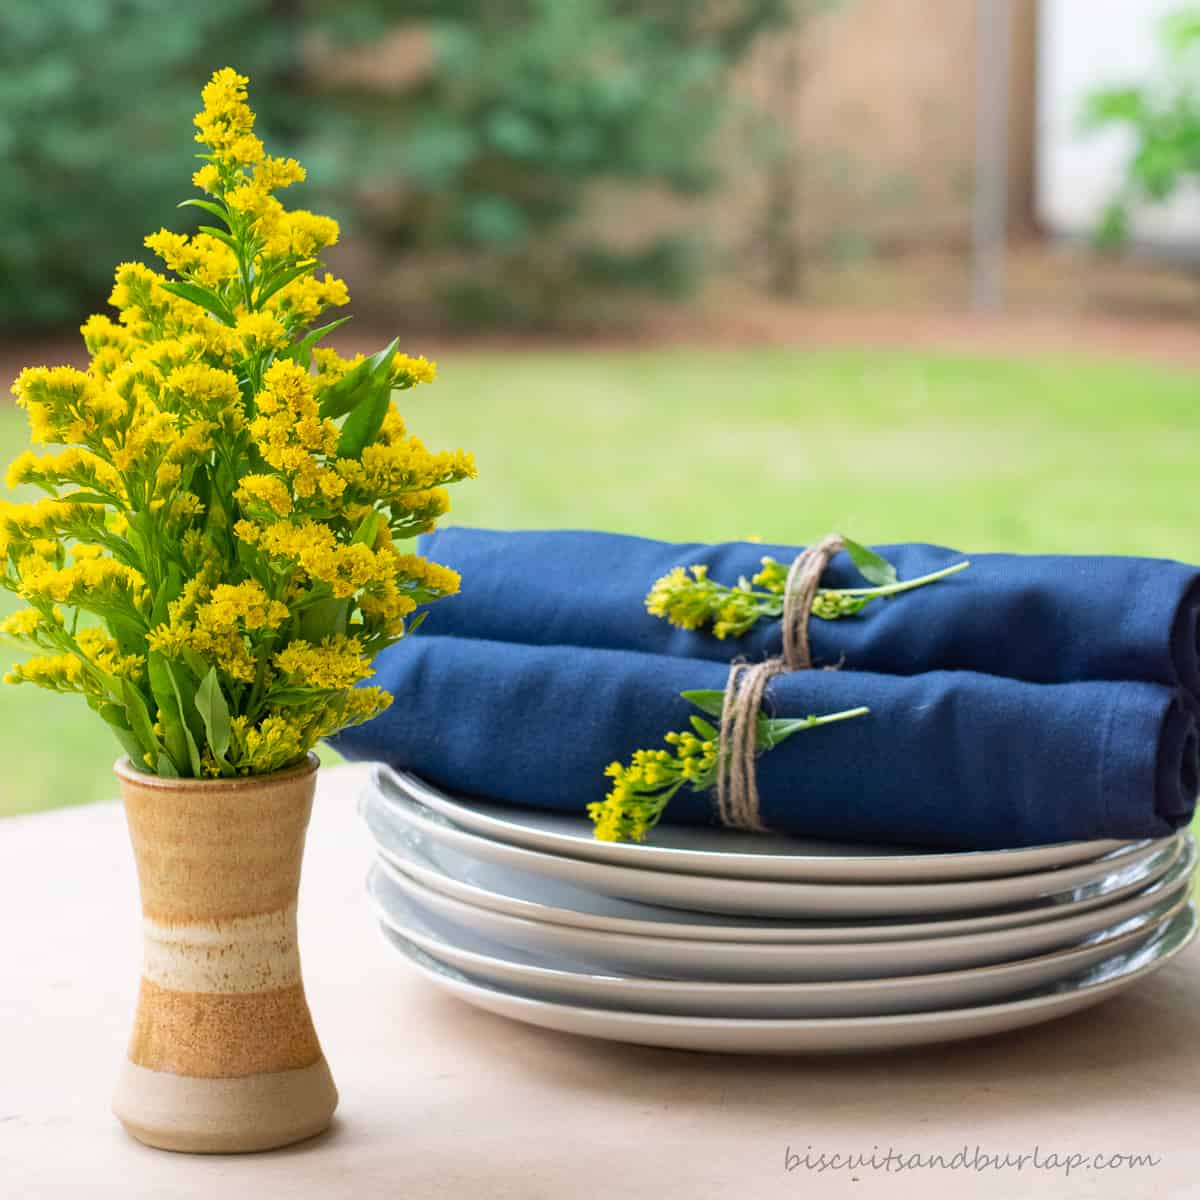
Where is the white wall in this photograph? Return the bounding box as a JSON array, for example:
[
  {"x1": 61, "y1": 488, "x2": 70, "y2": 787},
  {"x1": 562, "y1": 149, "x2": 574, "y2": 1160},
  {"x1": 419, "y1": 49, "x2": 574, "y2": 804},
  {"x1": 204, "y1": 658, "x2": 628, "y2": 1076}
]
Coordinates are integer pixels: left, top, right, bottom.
[{"x1": 1037, "y1": 0, "x2": 1200, "y2": 251}]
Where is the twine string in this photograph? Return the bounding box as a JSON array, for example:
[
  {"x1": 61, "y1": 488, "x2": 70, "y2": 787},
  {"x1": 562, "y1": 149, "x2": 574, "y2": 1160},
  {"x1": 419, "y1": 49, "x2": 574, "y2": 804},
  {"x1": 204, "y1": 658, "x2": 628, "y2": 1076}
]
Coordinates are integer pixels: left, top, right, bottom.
[{"x1": 714, "y1": 534, "x2": 845, "y2": 832}]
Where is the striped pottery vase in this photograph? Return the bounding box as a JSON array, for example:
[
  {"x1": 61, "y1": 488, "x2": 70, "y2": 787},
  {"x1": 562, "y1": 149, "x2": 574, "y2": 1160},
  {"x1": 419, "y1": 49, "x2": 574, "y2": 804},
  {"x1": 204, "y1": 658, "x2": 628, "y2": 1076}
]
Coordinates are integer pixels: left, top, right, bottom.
[{"x1": 111, "y1": 754, "x2": 337, "y2": 1154}]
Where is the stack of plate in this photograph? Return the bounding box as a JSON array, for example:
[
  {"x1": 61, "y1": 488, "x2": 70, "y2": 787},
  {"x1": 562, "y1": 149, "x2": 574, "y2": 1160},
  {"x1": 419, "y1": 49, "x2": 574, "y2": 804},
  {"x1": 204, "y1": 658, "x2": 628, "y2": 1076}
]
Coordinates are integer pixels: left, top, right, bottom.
[{"x1": 361, "y1": 765, "x2": 1198, "y2": 1053}]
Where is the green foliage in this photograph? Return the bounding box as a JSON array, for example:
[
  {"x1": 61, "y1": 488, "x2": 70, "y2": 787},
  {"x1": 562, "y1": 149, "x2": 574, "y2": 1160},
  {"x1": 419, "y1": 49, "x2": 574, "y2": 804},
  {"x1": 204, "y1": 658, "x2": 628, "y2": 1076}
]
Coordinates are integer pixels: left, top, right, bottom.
[
  {"x1": 358, "y1": 0, "x2": 792, "y2": 325},
  {"x1": 2, "y1": 2, "x2": 257, "y2": 326},
  {"x1": 1, "y1": 0, "x2": 789, "y2": 330},
  {"x1": 1082, "y1": 7, "x2": 1200, "y2": 249}
]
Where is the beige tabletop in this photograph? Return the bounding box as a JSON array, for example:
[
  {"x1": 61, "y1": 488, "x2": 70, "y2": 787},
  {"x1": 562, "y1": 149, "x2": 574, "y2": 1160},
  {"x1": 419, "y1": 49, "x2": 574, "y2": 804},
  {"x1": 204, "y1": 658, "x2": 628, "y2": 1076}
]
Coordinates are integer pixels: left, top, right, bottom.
[{"x1": 2, "y1": 762, "x2": 1199, "y2": 1200}]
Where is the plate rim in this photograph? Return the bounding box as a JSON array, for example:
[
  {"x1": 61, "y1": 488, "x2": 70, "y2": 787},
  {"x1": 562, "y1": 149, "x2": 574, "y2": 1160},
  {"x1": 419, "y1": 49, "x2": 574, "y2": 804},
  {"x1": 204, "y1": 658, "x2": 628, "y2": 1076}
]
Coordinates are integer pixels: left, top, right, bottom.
[
  {"x1": 368, "y1": 860, "x2": 1192, "y2": 1003},
  {"x1": 375, "y1": 765, "x2": 1141, "y2": 883},
  {"x1": 372, "y1": 813, "x2": 1192, "y2": 945},
  {"x1": 367, "y1": 782, "x2": 1183, "y2": 918},
  {"x1": 391, "y1": 903, "x2": 1199, "y2": 1037},
  {"x1": 375, "y1": 852, "x2": 1197, "y2": 966}
]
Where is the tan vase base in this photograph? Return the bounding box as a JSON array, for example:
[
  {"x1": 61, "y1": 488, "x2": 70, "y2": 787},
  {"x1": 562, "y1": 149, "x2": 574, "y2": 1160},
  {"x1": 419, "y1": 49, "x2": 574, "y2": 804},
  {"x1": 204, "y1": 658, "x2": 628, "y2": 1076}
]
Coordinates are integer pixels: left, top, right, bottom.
[{"x1": 113, "y1": 1056, "x2": 338, "y2": 1154}]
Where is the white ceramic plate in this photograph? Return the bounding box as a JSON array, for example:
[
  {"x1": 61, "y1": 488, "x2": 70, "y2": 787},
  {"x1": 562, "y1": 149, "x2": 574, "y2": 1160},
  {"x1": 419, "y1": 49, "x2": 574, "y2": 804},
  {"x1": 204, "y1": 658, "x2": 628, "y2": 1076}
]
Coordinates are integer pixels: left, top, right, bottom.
[
  {"x1": 375, "y1": 766, "x2": 1136, "y2": 883},
  {"x1": 372, "y1": 850, "x2": 1196, "y2": 982},
  {"x1": 365, "y1": 784, "x2": 1183, "y2": 919},
  {"x1": 369, "y1": 811, "x2": 1189, "y2": 945},
  {"x1": 387, "y1": 904, "x2": 1198, "y2": 1053},
  {"x1": 369, "y1": 860, "x2": 1192, "y2": 1019}
]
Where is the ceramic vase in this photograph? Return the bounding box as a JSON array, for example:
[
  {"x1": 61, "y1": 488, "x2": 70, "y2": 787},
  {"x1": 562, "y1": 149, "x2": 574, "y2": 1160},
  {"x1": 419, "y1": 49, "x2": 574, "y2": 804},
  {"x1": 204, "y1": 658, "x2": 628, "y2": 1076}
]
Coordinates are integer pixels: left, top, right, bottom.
[{"x1": 111, "y1": 753, "x2": 337, "y2": 1153}]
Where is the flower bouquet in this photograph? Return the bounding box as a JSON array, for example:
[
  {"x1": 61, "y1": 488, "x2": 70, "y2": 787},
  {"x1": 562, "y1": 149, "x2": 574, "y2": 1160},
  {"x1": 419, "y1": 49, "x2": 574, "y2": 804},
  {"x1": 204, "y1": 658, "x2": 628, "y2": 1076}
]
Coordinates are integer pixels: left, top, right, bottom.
[{"x1": 1, "y1": 68, "x2": 474, "y2": 1152}]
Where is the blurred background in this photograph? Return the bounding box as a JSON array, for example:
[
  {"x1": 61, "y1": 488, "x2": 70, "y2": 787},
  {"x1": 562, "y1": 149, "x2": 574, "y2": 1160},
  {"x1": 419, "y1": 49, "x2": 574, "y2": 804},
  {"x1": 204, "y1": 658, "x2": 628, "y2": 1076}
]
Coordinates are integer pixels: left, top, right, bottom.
[{"x1": 4, "y1": 0, "x2": 1200, "y2": 817}]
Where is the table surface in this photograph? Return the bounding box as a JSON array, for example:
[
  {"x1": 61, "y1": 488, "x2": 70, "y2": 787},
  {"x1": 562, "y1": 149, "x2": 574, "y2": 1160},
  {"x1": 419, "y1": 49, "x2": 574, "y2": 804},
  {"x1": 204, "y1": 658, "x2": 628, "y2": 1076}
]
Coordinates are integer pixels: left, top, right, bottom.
[{"x1": 3, "y1": 763, "x2": 1199, "y2": 1200}]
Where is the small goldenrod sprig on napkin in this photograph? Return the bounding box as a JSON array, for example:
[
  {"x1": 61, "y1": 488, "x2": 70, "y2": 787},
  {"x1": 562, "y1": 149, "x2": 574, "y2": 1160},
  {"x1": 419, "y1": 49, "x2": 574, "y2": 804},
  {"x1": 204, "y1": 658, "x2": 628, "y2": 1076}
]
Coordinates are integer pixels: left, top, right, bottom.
[
  {"x1": 646, "y1": 537, "x2": 970, "y2": 640},
  {"x1": 588, "y1": 690, "x2": 868, "y2": 842}
]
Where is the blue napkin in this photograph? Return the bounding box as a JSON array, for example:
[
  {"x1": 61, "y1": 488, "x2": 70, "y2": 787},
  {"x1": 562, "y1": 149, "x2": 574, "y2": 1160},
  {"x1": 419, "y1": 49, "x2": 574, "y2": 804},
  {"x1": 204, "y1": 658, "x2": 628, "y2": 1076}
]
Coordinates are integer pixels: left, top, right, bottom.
[
  {"x1": 416, "y1": 527, "x2": 1200, "y2": 700},
  {"x1": 332, "y1": 635, "x2": 1199, "y2": 848}
]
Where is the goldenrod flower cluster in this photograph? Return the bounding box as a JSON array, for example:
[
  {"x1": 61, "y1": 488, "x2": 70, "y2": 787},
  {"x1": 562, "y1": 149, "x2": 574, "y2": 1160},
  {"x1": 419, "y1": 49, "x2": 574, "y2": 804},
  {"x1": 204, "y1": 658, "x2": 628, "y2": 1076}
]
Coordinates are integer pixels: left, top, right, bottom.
[
  {"x1": 644, "y1": 547, "x2": 964, "y2": 641},
  {"x1": 588, "y1": 730, "x2": 719, "y2": 843},
  {"x1": 588, "y1": 693, "x2": 870, "y2": 843},
  {"x1": 1, "y1": 69, "x2": 475, "y2": 779}
]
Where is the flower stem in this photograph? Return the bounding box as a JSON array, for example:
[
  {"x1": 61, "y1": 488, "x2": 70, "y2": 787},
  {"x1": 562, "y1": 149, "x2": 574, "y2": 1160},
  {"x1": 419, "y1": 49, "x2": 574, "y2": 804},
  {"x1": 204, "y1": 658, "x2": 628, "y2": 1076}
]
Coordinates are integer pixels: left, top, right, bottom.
[
  {"x1": 823, "y1": 559, "x2": 971, "y2": 599},
  {"x1": 767, "y1": 705, "x2": 870, "y2": 743}
]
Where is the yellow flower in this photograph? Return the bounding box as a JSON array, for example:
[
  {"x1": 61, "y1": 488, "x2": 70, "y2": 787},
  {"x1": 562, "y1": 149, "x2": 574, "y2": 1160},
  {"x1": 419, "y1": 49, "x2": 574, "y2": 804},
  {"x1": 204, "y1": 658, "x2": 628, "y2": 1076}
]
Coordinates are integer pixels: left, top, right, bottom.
[
  {"x1": 2, "y1": 67, "x2": 475, "y2": 780},
  {"x1": 6, "y1": 447, "x2": 122, "y2": 497},
  {"x1": 192, "y1": 163, "x2": 222, "y2": 194},
  {"x1": 80, "y1": 314, "x2": 132, "y2": 356},
  {"x1": 4, "y1": 654, "x2": 85, "y2": 692},
  {"x1": 18, "y1": 554, "x2": 143, "y2": 607},
  {"x1": 263, "y1": 210, "x2": 340, "y2": 259},
  {"x1": 274, "y1": 635, "x2": 374, "y2": 690},
  {"x1": 201, "y1": 581, "x2": 289, "y2": 632},
  {"x1": 312, "y1": 348, "x2": 364, "y2": 393},
  {"x1": 0, "y1": 609, "x2": 44, "y2": 638},
  {"x1": 255, "y1": 156, "x2": 306, "y2": 191},
  {"x1": 248, "y1": 359, "x2": 341, "y2": 499},
  {"x1": 166, "y1": 363, "x2": 243, "y2": 420},
  {"x1": 145, "y1": 230, "x2": 238, "y2": 289},
  {"x1": 231, "y1": 713, "x2": 306, "y2": 774},
  {"x1": 344, "y1": 437, "x2": 477, "y2": 500},
  {"x1": 391, "y1": 354, "x2": 437, "y2": 387},
  {"x1": 11, "y1": 365, "x2": 121, "y2": 446},
  {"x1": 269, "y1": 273, "x2": 349, "y2": 324},
  {"x1": 148, "y1": 581, "x2": 288, "y2": 684},
  {"x1": 234, "y1": 310, "x2": 286, "y2": 353},
  {"x1": 77, "y1": 627, "x2": 144, "y2": 679},
  {"x1": 193, "y1": 67, "x2": 257, "y2": 159},
  {"x1": 236, "y1": 474, "x2": 294, "y2": 517}
]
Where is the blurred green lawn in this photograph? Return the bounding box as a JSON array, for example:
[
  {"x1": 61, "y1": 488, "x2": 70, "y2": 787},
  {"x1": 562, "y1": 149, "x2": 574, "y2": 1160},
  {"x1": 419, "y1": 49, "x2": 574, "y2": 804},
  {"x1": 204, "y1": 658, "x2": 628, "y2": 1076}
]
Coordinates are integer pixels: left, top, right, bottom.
[{"x1": 3, "y1": 346, "x2": 1200, "y2": 830}]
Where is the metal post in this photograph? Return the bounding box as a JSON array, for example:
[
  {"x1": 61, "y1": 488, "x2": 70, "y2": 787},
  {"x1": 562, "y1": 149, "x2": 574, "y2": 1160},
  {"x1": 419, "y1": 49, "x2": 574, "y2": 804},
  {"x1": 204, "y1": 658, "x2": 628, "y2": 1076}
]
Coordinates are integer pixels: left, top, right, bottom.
[{"x1": 971, "y1": 0, "x2": 1012, "y2": 311}]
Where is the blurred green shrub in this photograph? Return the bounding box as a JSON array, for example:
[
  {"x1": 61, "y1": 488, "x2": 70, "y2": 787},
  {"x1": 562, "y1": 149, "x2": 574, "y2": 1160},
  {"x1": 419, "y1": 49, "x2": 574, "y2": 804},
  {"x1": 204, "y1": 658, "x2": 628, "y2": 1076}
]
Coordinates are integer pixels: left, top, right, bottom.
[
  {"x1": 1082, "y1": 7, "x2": 1200, "y2": 248},
  {"x1": 0, "y1": 1, "x2": 285, "y2": 328},
  {"x1": 324, "y1": 0, "x2": 801, "y2": 328},
  {"x1": 0, "y1": 0, "x2": 790, "y2": 331}
]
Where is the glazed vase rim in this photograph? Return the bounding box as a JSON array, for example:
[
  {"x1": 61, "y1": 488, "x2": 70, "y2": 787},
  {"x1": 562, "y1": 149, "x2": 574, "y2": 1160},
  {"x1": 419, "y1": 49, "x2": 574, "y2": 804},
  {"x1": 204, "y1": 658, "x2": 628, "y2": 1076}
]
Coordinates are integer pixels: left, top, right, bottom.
[{"x1": 113, "y1": 751, "x2": 320, "y2": 791}]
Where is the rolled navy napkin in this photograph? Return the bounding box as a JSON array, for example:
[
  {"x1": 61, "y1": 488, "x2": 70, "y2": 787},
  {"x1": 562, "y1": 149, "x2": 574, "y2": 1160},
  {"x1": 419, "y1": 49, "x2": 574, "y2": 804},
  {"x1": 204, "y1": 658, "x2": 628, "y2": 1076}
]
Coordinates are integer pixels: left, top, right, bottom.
[
  {"x1": 331, "y1": 634, "x2": 1200, "y2": 848},
  {"x1": 415, "y1": 527, "x2": 1200, "y2": 700}
]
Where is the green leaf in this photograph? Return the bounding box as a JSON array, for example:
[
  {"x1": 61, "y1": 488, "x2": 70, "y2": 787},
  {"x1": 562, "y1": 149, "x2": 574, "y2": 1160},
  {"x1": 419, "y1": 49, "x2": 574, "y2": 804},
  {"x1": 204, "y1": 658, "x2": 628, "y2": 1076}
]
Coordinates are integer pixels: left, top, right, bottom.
[
  {"x1": 681, "y1": 689, "x2": 725, "y2": 719},
  {"x1": 109, "y1": 724, "x2": 146, "y2": 764},
  {"x1": 160, "y1": 280, "x2": 236, "y2": 326},
  {"x1": 178, "y1": 198, "x2": 230, "y2": 222},
  {"x1": 156, "y1": 752, "x2": 180, "y2": 778},
  {"x1": 165, "y1": 661, "x2": 203, "y2": 778},
  {"x1": 197, "y1": 224, "x2": 240, "y2": 252},
  {"x1": 148, "y1": 652, "x2": 192, "y2": 776},
  {"x1": 839, "y1": 536, "x2": 897, "y2": 587},
  {"x1": 758, "y1": 715, "x2": 813, "y2": 750},
  {"x1": 120, "y1": 678, "x2": 161, "y2": 768},
  {"x1": 281, "y1": 316, "x2": 352, "y2": 369},
  {"x1": 352, "y1": 510, "x2": 382, "y2": 546},
  {"x1": 195, "y1": 667, "x2": 233, "y2": 769},
  {"x1": 336, "y1": 377, "x2": 392, "y2": 459},
  {"x1": 689, "y1": 715, "x2": 719, "y2": 740},
  {"x1": 180, "y1": 647, "x2": 210, "y2": 681},
  {"x1": 95, "y1": 701, "x2": 145, "y2": 763},
  {"x1": 299, "y1": 595, "x2": 349, "y2": 641},
  {"x1": 318, "y1": 336, "x2": 399, "y2": 420},
  {"x1": 255, "y1": 260, "x2": 317, "y2": 308},
  {"x1": 58, "y1": 492, "x2": 113, "y2": 506},
  {"x1": 1081, "y1": 87, "x2": 1145, "y2": 130}
]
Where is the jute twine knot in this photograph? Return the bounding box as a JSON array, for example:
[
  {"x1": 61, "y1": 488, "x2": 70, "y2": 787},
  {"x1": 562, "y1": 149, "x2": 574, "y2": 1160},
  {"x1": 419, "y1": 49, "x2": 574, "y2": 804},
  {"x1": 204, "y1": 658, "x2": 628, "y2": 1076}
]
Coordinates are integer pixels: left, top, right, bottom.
[{"x1": 714, "y1": 534, "x2": 845, "y2": 832}]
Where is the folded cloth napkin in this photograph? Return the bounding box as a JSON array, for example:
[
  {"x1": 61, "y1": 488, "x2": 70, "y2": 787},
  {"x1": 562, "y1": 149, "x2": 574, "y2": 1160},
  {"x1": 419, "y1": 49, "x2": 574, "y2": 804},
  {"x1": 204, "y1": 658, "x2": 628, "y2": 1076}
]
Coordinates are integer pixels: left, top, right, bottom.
[
  {"x1": 416, "y1": 527, "x2": 1200, "y2": 700},
  {"x1": 332, "y1": 634, "x2": 1199, "y2": 848}
]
